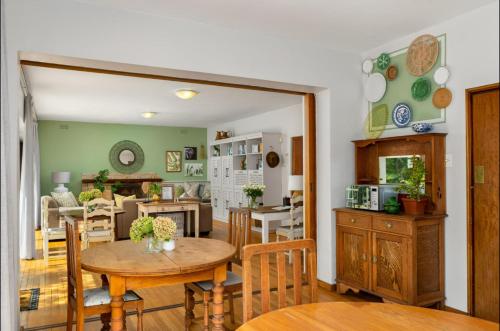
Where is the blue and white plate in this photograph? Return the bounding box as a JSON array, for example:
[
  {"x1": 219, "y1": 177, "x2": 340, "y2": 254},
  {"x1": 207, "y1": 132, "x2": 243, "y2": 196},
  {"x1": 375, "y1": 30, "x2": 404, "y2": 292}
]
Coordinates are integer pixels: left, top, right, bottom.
[
  {"x1": 392, "y1": 103, "x2": 412, "y2": 128},
  {"x1": 412, "y1": 122, "x2": 433, "y2": 133}
]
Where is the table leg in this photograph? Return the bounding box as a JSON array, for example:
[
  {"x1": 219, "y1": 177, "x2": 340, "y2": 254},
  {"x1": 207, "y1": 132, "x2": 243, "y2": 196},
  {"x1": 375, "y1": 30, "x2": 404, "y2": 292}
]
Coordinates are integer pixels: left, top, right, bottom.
[
  {"x1": 262, "y1": 219, "x2": 269, "y2": 244},
  {"x1": 195, "y1": 205, "x2": 199, "y2": 238},
  {"x1": 186, "y1": 210, "x2": 191, "y2": 237},
  {"x1": 109, "y1": 276, "x2": 126, "y2": 331},
  {"x1": 100, "y1": 274, "x2": 111, "y2": 331},
  {"x1": 212, "y1": 264, "x2": 228, "y2": 331}
]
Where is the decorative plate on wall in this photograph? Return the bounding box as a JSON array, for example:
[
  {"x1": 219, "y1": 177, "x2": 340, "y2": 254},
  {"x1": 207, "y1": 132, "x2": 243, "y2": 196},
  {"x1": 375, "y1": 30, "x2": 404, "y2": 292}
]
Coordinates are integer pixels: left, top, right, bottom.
[
  {"x1": 392, "y1": 103, "x2": 412, "y2": 128},
  {"x1": 406, "y1": 34, "x2": 439, "y2": 76},
  {"x1": 364, "y1": 73, "x2": 387, "y2": 102},
  {"x1": 376, "y1": 53, "x2": 391, "y2": 70},
  {"x1": 386, "y1": 65, "x2": 398, "y2": 81},
  {"x1": 265, "y1": 151, "x2": 280, "y2": 168},
  {"x1": 432, "y1": 87, "x2": 453, "y2": 108},
  {"x1": 433, "y1": 66, "x2": 450, "y2": 85},
  {"x1": 411, "y1": 77, "x2": 432, "y2": 101},
  {"x1": 109, "y1": 140, "x2": 145, "y2": 174},
  {"x1": 362, "y1": 58, "x2": 374, "y2": 74},
  {"x1": 363, "y1": 104, "x2": 388, "y2": 139}
]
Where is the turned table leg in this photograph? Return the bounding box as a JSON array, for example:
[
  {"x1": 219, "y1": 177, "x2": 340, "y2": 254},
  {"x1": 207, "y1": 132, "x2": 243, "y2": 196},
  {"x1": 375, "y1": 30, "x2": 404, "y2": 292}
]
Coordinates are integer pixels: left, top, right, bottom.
[
  {"x1": 184, "y1": 285, "x2": 195, "y2": 330},
  {"x1": 212, "y1": 282, "x2": 225, "y2": 331},
  {"x1": 109, "y1": 276, "x2": 126, "y2": 331}
]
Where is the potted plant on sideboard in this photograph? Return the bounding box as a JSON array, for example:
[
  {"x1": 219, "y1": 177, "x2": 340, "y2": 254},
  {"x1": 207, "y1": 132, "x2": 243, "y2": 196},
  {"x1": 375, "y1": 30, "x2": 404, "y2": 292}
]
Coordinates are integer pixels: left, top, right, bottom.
[{"x1": 397, "y1": 155, "x2": 428, "y2": 215}]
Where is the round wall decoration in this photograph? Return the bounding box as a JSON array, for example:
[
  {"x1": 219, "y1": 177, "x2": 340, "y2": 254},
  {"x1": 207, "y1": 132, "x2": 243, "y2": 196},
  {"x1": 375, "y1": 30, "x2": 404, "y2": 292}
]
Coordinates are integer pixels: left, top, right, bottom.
[
  {"x1": 376, "y1": 53, "x2": 391, "y2": 70},
  {"x1": 386, "y1": 65, "x2": 398, "y2": 81},
  {"x1": 433, "y1": 66, "x2": 450, "y2": 85},
  {"x1": 362, "y1": 58, "x2": 374, "y2": 74},
  {"x1": 364, "y1": 73, "x2": 387, "y2": 102},
  {"x1": 411, "y1": 77, "x2": 432, "y2": 101},
  {"x1": 265, "y1": 151, "x2": 280, "y2": 168},
  {"x1": 406, "y1": 34, "x2": 439, "y2": 76},
  {"x1": 392, "y1": 103, "x2": 412, "y2": 128},
  {"x1": 109, "y1": 140, "x2": 144, "y2": 174},
  {"x1": 432, "y1": 87, "x2": 453, "y2": 108},
  {"x1": 363, "y1": 104, "x2": 388, "y2": 139}
]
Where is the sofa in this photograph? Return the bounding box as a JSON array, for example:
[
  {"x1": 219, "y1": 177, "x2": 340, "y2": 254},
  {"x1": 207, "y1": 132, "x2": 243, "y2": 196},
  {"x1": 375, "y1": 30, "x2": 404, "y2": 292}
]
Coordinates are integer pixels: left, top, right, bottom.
[{"x1": 115, "y1": 198, "x2": 213, "y2": 240}]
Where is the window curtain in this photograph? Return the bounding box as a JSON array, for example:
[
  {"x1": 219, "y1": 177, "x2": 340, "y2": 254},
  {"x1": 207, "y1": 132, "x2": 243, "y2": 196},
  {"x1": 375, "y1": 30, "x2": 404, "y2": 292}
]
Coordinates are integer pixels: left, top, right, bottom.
[
  {"x1": 19, "y1": 94, "x2": 38, "y2": 259},
  {"x1": 1, "y1": 0, "x2": 21, "y2": 327}
]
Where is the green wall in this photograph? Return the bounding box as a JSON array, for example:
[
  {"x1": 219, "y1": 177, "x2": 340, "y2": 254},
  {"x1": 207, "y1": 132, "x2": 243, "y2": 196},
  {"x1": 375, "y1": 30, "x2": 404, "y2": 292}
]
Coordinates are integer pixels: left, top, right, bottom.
[{"x1": 39, "y1": 120, "x2": 207, "y2": 195}]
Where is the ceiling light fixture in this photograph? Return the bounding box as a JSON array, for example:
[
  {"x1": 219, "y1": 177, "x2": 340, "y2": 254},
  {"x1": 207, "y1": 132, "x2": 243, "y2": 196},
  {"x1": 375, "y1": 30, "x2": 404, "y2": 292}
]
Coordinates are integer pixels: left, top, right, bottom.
[
  {"x1": 141, "y1": 112, "x2": 157, "y2": 119},
  {"x1": 175, "y1": 89, "x2": 199, "y2": 100}
]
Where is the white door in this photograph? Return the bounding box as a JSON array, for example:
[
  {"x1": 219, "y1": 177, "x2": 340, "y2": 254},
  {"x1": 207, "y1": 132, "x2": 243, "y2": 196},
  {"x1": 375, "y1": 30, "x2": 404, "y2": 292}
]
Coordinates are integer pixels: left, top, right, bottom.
[{"x1": 211, "y1": 188, "x2": 222, "y2": 220}]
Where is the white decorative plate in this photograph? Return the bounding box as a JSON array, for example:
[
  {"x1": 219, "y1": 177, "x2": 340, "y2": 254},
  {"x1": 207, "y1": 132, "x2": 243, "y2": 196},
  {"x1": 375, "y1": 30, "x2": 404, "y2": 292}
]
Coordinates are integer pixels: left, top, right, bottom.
[
  {"x1": 433, "y1": 66, "x2": 450, "y2": 85},
  {"x1": 364, "y1": 73, "x2": 387, "y2": 102},
  {"x1": 362, "y1": 59, "x2": 373, "y2": 74}
]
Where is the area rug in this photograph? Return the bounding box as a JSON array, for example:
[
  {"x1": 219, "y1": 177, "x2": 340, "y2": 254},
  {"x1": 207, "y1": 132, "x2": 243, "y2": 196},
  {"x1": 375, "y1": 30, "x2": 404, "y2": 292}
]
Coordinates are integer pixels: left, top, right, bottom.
[{"x1": 20, "y1": 288, "x2": 40, "y2": 311}]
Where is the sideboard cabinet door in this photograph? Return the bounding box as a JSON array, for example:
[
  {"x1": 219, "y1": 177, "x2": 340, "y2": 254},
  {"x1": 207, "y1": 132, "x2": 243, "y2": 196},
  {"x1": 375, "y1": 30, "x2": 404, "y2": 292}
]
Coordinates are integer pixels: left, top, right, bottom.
[
  {"x1": 371, "y1": 232, "x2": 409, "y2": 301},
  {"x1": 337, "y1": 226, "x2": 370, "y2": 290}
]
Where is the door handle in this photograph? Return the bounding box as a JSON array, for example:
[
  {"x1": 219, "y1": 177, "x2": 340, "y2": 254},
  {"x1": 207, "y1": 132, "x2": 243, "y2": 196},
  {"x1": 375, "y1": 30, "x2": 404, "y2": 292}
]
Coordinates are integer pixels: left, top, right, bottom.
[{"x1": 372, "y1": 256, "x2": 378, "y2": 263}]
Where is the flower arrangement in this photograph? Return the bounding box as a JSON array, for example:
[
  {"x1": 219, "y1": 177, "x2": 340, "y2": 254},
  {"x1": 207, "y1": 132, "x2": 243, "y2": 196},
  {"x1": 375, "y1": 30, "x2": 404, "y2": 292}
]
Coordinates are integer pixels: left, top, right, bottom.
[
  {"x1": 242, "y1": 183, "x2": 266, "y2": 208},
  {"x1": 78, "y1": 188, "x2": 102, "y2": 203},
  {"x1": 129, "y1": 216, "x2": 155, "y2": 243},
  {"x1": 153, "y1": 217, "x2": 177, "y2": 241},
  {"x1": 129, "y1": 216, "x2": 177, "y2": 252}
]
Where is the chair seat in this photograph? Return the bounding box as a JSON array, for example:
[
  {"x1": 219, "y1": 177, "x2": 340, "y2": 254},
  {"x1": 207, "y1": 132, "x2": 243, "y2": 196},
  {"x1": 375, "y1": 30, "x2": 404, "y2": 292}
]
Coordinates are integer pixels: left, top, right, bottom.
[
  {"x1": 276, "y1": 225, "x2": 304, "y2": 237},
  {"x1": 46, "y1": 227, "x2": 65, "y2": 233},
  {"x1": 86, "y1": 230, "x2": 112, "y2": 237},
  {"x1": 83, "y1": 287, "x2": 141, "y2": 307},
  {"x1": 193, "y1": 271, "x2": 242, "y2": 291}
]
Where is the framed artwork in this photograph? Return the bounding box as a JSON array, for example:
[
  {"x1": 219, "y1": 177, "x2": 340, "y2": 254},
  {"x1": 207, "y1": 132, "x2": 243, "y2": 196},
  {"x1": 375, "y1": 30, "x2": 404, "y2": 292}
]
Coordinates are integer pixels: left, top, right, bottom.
[
  {"x1": 161, "y1": 183, "x2": 174, "y2": 202},
  {"x1": 166, "y1": 151, "x2": 182, "y2": 172},
  {"x1": 184, "y1": 163, "x2": 203, "y2": 177},
  {"x1": 184, "y1": 147, "x2": 197, "y2": 160}
]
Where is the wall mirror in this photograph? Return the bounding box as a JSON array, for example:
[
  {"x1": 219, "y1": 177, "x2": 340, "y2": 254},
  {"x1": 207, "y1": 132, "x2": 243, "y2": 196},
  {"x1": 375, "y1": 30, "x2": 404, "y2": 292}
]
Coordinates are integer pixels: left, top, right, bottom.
[{"x1": 109, "y1": 140, "x2": 144, "y2": 174}]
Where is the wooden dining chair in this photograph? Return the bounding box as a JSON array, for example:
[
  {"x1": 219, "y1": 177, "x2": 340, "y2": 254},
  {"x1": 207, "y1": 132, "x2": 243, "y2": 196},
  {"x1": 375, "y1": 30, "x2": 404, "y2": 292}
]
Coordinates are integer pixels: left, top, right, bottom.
[
  {"x1": 41, "y1": 196, "x2": 66, "y2": 264},
  {"x1": 241, "y1": 239, "x2": 318, "y2": 323},
  {"x1": 81, "y1": 198, "x2": 115, "y2": 250},
  {"x1": 184, "y1": 207, "x2": 252, "y2": 330},
  {"x1": 65, "y1": 217, "x2": 144, "y2": 331}
]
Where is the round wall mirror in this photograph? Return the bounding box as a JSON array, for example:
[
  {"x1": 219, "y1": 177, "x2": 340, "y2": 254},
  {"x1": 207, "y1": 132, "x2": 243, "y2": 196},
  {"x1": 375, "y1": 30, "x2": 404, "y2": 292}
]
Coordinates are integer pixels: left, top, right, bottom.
[{"x1": 109, "y1": 140, "x2": 144, "y2": 174}]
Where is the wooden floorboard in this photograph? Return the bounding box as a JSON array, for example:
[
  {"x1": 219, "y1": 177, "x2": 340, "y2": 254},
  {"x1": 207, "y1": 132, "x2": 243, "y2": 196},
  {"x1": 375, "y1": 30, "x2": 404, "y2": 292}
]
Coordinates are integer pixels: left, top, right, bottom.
[{"x1": 20, "y1": 220, "x2": 380, "y2": 330}]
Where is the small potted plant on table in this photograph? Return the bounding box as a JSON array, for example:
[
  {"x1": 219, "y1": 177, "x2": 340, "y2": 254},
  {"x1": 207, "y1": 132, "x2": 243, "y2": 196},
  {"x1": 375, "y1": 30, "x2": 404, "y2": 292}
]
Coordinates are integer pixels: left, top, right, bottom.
[
  {"x1": 397, "y1": 155, "x2": 428, "y2": 215},
  {"x1": 242, "y1": 183, "x2": 266, "y2": 209},
  {"x1": 148, "y1": 183, "x2": 162, "y2": 201}
]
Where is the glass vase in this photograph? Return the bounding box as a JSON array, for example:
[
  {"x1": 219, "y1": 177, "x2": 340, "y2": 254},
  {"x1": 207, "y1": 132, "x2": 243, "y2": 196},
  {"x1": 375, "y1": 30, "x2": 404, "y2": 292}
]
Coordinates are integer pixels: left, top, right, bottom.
[
  {"x1": 145, "y1": 235, "x2": 162, "y2": 253},
  {"x1": 248, "y1": 197, "x2": 258, "y2": 209}
]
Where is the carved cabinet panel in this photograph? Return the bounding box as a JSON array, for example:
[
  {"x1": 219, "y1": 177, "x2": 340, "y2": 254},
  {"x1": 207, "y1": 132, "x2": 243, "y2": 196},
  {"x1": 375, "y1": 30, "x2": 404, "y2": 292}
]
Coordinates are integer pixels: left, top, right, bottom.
[
  {"x1": 337, "y1": 226, "x2": 369, "y2": 289},
  {"x1": 371, "y1": 232, "x2": 408, "y2": 301}
]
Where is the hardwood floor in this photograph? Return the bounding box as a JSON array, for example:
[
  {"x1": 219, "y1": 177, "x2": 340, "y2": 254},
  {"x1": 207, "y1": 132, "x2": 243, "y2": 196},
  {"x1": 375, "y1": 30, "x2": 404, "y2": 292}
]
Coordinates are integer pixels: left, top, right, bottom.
[{"x1": 20, "y1": 221, "x2": 380, "y2": 330}]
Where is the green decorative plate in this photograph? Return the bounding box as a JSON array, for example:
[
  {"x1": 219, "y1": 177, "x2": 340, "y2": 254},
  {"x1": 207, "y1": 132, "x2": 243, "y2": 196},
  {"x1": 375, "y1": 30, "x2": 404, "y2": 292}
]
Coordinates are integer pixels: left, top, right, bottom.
[
  {"x1": 376, "y1": 53, "x2": 390, "y2": 70},
  {"x1": 109, "y1": 140, "x2": 144, "y2": 174},
  {"x1": 411, "y1": 78, "x2": 432, "y2": 101}
]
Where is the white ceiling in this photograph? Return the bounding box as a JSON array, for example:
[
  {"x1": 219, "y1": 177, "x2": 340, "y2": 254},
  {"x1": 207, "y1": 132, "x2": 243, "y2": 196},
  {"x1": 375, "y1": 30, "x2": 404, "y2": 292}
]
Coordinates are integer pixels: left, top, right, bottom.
[
  {"x1": 23, "y1": 66, "x2": 302, "y2": 127},
  {"x1": 75, "y1": 0, "x2": 495, "y2": 51}
]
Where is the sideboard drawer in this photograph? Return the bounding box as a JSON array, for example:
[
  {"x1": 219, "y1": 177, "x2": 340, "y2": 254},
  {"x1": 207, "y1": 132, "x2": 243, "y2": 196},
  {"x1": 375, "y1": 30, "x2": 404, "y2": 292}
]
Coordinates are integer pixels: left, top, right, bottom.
[
  {"x1": 337, "y1": 212, "x2": 371, "y2": 229},
  {"x1": 372, "y1": 217, "x2": 412, "y2": 236}
]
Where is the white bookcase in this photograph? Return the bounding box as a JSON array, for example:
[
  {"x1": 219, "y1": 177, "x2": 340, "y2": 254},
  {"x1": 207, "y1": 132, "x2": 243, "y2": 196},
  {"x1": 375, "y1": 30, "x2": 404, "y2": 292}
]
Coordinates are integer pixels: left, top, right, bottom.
[{"x1": 209, "y1": 132, "x2": 282, "y2": 222}]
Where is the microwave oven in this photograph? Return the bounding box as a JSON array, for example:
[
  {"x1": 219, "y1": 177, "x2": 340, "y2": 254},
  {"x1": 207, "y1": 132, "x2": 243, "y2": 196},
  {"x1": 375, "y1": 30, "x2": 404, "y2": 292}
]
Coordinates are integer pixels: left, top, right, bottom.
[{"x1": 345, "y1": 185, "x2": 397, "y2": 211}]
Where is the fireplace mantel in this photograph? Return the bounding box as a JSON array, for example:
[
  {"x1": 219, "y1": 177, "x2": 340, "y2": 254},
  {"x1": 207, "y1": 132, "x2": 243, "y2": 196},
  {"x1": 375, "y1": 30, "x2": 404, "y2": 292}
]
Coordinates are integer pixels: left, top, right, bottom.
[{"x1": 81, "y1": 173, "x2": 162, "y2": 199}]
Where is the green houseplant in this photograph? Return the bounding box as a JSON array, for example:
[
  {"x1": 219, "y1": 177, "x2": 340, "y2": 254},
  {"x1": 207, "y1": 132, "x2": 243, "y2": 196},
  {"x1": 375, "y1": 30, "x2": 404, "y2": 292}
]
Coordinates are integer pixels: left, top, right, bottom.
[
  {"x1": 396, "y1": 155, "x2": 428, "y2": 215},
  {"x1": 94, "y1": 169, "x2": 110, "y2": 192},
  {"x1": 148, "y1": 183, "x2": 162, "y2": 201}
]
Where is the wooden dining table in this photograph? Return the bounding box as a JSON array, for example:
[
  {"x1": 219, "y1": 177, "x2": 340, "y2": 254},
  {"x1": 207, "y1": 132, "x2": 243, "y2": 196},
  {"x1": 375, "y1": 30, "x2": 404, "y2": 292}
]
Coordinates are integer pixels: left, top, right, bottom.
[
  {"x1": 80, "y1": 237, "x2": 236, "y2": 331},
  {"x1": 236, "y1": 302, "x2": 499, "y2": 331}
]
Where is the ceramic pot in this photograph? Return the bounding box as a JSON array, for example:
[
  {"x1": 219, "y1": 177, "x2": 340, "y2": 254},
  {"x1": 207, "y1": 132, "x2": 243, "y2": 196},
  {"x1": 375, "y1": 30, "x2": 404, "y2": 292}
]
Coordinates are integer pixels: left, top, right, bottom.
[
  {"x1": 163, "y1": 240, "x2": 175, "y2": 251},
  {"x1": 401, "y1": 197, "x2": 428, "y2": 215},
  {"x1": 152, "y1": 194, "x2": 160, "y2": 201}
]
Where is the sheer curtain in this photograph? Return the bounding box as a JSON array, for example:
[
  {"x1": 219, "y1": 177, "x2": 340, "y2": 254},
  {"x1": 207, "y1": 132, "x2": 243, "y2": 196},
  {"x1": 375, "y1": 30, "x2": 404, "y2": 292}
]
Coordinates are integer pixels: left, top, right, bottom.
[
  {"x1": 1, "y1": 0, "x2": 21, "y2": 327},
  {"x1": 19, "y1": 94, "x2": 38, "y2": 259}
]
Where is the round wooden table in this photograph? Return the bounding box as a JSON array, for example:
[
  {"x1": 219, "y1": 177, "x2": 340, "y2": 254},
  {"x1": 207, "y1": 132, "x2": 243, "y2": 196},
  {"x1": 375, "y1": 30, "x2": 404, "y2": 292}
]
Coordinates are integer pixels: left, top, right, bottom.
[
  {"x1": 81, "y1": 237, "x2": 236, "y2": 331},
  {"x1": 237, "y1": 302, "x2": 499, "y2": 331}
]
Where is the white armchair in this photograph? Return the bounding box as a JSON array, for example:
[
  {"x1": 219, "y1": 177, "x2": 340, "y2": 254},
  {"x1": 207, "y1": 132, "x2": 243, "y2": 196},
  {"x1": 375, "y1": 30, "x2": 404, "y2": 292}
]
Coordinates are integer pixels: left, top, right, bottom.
[{"x1": 41, "y1": 196, "x2": 66, "y2": 264}]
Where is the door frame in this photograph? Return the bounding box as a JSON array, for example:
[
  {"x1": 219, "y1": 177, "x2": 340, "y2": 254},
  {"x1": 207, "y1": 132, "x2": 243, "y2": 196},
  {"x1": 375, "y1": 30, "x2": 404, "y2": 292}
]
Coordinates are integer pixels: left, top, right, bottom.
[
  {"x1": 20, "y1": 60, "x2": 317, "y2": 242},
  {"x1": 465, "y1": 82, "x2": 499, "y2": 315}
]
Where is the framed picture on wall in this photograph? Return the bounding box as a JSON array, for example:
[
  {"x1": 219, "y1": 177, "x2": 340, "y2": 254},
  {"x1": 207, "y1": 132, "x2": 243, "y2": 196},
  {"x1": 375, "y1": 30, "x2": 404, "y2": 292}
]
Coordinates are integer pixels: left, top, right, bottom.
[
  {"x1": 184, "y1": 147, "x2": 197, "y2": 160},
  {"x1": 166, "y1": 151, "x2": 182, "y2": 172},
  {"x1": 184, "y1": 163, "x2": 203, "y2": 177},
  {"x1": 161, "y1": 183, "x2": 174, "y2": 202}
]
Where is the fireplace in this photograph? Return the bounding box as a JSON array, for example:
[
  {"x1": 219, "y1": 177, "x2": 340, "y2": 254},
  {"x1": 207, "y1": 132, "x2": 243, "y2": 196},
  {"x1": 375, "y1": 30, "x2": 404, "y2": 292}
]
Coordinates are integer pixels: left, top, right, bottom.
[{"x1": 81, "y1": 172, "x2": 162, "y2": 200}]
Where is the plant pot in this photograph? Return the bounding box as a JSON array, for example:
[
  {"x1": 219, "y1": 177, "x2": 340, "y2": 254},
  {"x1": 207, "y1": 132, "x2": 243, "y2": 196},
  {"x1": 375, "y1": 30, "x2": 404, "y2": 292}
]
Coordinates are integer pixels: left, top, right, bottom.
[
  {"x1": 401, "y1": 197, "x2": 428, "y2": 215},
  {"x1": 162, "y1": 240, "x2": 175, "y2": 251},
  {"x1": 152, "y1": 194, "x2": 160, "y2": 201}
]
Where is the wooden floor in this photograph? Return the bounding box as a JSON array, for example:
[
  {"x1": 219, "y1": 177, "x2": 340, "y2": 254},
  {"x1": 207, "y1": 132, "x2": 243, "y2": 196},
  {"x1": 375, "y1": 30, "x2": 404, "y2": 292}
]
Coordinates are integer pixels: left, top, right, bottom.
[{"x1": 20, "y1": 221, "x2": 380, "y2": 330}]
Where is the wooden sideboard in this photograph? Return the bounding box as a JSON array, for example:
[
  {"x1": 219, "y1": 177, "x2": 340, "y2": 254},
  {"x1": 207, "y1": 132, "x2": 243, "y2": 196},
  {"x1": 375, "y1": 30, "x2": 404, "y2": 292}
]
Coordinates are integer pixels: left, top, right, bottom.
[{"x1": 334, "y1": 208, "x2": 445, "y2": 307}]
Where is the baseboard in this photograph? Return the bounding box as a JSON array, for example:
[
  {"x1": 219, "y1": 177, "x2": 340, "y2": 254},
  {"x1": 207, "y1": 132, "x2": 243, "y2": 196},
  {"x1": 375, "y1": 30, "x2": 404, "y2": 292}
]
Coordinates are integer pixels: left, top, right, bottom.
[
  {"x1": 318, "y1": 279, "x2": 336, "y2": 292},
  {"x1": 444, "y1": 306, "x2": 468, "y2": 315}
]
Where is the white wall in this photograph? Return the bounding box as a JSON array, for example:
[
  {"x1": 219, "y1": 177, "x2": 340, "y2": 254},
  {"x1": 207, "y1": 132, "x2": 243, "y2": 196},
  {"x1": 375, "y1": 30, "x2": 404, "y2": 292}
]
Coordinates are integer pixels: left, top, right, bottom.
[
  {"x1": 5, "y1": 0, "x2": 362, "y2": 287},
  {"x1": 208, "y1": 103, "x2": 303, "y2": 195},
  {"x1": 361, "y1": 2, "x2": 499, "y2": 311}
]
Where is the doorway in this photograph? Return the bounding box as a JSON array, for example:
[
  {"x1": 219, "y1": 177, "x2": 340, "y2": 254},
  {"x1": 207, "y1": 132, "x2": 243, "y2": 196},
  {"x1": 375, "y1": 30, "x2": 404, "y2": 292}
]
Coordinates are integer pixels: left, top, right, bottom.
[{"x1": 466, "y1": 83, "x2": 499, "y2": 322}]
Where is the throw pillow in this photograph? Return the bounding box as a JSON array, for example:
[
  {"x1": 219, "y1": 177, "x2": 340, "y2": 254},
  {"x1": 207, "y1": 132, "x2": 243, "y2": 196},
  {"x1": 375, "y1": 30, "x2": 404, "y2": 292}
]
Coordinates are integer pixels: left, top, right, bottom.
[
  {"x1": 201, "y1": 186, "x2": 211, "y2": 200},
  {"x1": 183, "y1": 182, "x2": 200, "y2": 198},
  {"x1": 51, "y1": 192, "x2": 79, "y2": 207},
  {"x1": 114, "y1": 193, "x2": 136, "y2": 209}
]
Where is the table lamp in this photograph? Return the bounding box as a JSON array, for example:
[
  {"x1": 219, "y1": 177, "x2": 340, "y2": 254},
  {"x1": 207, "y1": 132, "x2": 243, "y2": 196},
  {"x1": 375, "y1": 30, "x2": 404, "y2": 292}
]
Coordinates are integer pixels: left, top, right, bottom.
[
  {"x1": 288, "y1": 175, "x2": 303, "y2": 198},
  {"x1": 52, "y1": 171, "x2": 71, "y2": 193}
]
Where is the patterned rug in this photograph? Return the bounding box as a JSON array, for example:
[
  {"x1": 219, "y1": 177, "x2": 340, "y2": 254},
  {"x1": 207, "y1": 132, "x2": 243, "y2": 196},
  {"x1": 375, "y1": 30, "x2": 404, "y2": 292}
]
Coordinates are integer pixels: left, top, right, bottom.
[{"x1": 20, "y1": 288, "x2": 40, "y2": 311}]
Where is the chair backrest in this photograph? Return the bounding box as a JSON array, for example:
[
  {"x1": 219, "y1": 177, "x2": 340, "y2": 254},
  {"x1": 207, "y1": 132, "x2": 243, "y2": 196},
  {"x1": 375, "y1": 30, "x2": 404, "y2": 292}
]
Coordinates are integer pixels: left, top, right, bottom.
[
  {"x1": 241, "y1": 239, "x2": 318, "y2": 322},
  {"x1": 83, "y1": 198, "x2": 115, "y2": 233},
  {"x1": 41, "y1": 196, "x2": 50, "y2": 230},
  {"x1": 289, "y1": 206, "x2": 304, "y2": 228},
  {"x1": 65, "y1": 216, "x2": 84, "y2": 310},
  {"x1": 227, "y1": 208, "x2": 252, "y2": 265}
]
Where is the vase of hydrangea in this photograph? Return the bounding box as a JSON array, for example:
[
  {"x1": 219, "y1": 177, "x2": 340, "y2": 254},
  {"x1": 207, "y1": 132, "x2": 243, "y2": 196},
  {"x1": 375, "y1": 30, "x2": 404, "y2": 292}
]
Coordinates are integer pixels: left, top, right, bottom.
[
  {"x1": 129, "y1": 216, "x2": 162, "y2": 253},
  {"x1": 153, "y1": 217, "x2": 177, "y2": 251},
  {"x1": 242, "y1": 183, "x2": 266, "y2": 209}
]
